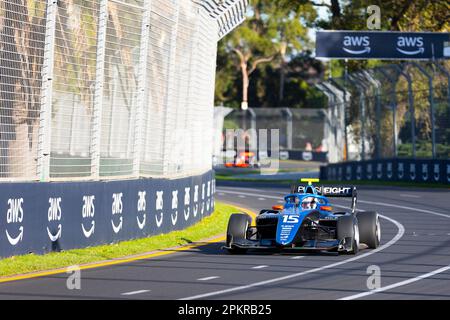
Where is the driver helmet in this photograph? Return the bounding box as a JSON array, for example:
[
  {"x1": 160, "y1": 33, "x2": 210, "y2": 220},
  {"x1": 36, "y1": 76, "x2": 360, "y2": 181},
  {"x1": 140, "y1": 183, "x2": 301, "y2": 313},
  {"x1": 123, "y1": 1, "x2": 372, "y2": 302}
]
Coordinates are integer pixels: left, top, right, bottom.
[{"x1": 301, "y1": 196, "x2": 317, "y2": 210}]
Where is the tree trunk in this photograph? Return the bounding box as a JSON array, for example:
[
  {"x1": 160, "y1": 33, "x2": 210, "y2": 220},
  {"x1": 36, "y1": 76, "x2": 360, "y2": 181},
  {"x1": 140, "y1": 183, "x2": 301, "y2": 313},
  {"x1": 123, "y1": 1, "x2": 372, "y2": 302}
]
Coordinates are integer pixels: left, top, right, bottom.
[{"x1": 241, "y1": 61, "x2": 249, "y2": 106}]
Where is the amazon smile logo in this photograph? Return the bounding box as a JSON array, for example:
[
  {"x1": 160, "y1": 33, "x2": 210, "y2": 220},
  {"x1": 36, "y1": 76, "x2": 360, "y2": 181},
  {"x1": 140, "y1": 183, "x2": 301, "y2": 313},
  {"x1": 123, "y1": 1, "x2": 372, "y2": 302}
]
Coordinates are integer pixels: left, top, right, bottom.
[
  {"x1": 342, "y1": 36, "x2": 371, "y2": 55},
  {"x1": 155, "y1": 191, "x2": 164, "y2": 228},
  {"x1": 81, "y1": 195, "x2": 95, "y2": 238},
  {"x1": 111, "y1": 193, "x2": 123, "y2": 234},
  {"x1": 206, "y1": 181, "x2": 211, "y2": 212},
  {"x1": 193, "y1": 185, "x2": 199, "y2": 217},
  {"x1": 137, "y1": 191, "x2": 146, "y2": 230},
  {"x1": 396, "y1": 36, "x2": 424, "y2": 55},
  {"x1": 183, "y1": 187, "x2": 190, "y2": 221},
  {"x1": 171, "y1": 190, "x2": 178, "y2": 225},
  {"x1": 6, "y1": 198, "x2": 24, "y2": 246},
  {"x1": 47, "y1": 197, "x2": 62, "y2": 242},
  {"x1": 201, "y1": 183, "x2": 206, "y2": 215}
]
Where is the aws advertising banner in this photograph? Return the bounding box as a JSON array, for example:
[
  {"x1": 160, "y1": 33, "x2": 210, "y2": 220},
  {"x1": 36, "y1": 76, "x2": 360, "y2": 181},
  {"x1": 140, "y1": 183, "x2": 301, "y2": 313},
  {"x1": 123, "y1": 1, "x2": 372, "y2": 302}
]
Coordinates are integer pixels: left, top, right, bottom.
[
  {"x1": 0, "y1": 171, "x2": 215, "y2": 258},
  {"x1": 316, "y1": 31, "x2": 450, "y2": 60},
  {"x1": 321, "y1": 159, "x2": 449, "y2": 184}
]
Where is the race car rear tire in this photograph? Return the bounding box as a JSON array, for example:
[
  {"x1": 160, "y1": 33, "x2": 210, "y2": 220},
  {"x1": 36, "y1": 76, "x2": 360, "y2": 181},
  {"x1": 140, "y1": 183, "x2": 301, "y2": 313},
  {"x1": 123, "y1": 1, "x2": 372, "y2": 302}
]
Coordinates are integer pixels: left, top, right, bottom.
[
  {"x1": 357, "y1": 211, "x2": 380, "y2": 249},
  {"x1": 337, "y1": 215, "x2": 359, "y2": 255},
  {"x1": 226, "y1": 213, "x2": 251, "y2": 254}
]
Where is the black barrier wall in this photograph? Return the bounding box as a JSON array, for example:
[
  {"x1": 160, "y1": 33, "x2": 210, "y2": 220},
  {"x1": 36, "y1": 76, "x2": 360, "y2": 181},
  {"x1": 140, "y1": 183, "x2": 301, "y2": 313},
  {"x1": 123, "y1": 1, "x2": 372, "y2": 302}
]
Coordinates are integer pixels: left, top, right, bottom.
[
  {"x1": 320, "y1": 159, "x2": 449, "y2": 184},
  {"x1": 0, "y1": 171, "x2": 215, "y2": 258}
]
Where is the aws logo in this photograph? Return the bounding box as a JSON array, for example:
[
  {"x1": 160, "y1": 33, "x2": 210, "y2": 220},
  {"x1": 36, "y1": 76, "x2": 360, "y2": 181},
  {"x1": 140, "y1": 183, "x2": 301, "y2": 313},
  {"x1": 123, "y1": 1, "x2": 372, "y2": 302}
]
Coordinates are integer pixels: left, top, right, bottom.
[
  {"x1": 111, "y1": 193, "x2": 123, "y2": 234},
  {"x1": 201, "y1": 183, "x2": 206, "y2": 215},
  {"x1": 155, "y1": 191, "x2": 164, "y2": 228},
  {"x1": 211, "y1": 179, "x2": 215, "y2": 211},
  {"x1": 345, "y1": 165, "x2": 351, "y2": 180},
  {"x1": 398, "y1": 162, "x2": 404, "y2": 179},
  {"x1": 137, "y1": 191, "x2": 146, "y2": 230},
  {"x1": 6, "y1": 198, "x2": 24, "y2": 246},
  {"x1": 183, "y1": 187, "x2": 190, "y2": 221},
  {"x1": 171, "y1": 190, "x2": 178, "y2": 225},
  {"x1": 343, "y1": 36, "x2": 371, "y2": 55},
  {"x1": 47, "y1": 197, "x2": 62, "y2": 242},
  {"x1": 396, "y1": 36, "x2": 424, "y2": 55},
  {"x1": 356, "y1": 165, "x2": 362, "y2": 180},
  {"x1": 206, "y1": 181, "x2": 211, "y2": 211},
  {"x1": 387, "y1": 162, "x2": 393, "y2": 179},
  {"x1": 81, "y1": 195, "x2": 95, "y2": 238},
  {"x1": 366, "y1": 163, "x2": 373, "y2": 180},
  {"x1": 193, "y1": 185, "x2": 199, "y2": 217}
]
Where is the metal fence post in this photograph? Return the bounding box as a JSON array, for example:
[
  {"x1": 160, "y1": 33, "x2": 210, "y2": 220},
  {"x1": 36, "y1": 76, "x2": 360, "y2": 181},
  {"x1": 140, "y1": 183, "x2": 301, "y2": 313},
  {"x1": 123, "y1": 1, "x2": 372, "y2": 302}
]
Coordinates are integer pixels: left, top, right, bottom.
[
  {"x1": 347, "y1": 75, "x2": 367, "y2": 161},
  {"x1": 132, "y1": 0, "x2": 152, "y2": 177},
  {"x1": 316, "y1": 83, "x2": 338, "y2": 162},
  {"x1": 37, "y1": 0, "x2": 58, "y2": 181},
  {"x1": 410, "y1": 62, "x2": 436, "y2": 159},
  {"x1": 161, "y1": 0, "x2": 180, "y2": 176},
  {"x1": 322, "y1": 81, "x2": 345, "y2": 162},
  {"x1": 90, "y1": 0, "x2": 108, "y2": 179},
  {"x1": 432, "y1": 62, "x2": 450, "y2": 109},
  {"x1": 377, "y1": 67, "x2": 398, "y2": 157},
  {"x1": 361, "y1": 70, "x2": 382, "y2": 159},
  {"x1": 392, "y1": 64, "x2": 416, "y2": 158},
  {"x1": 329, "y1": 78, "x2": 349, "y2": 161},
  {"x1": 282, "y1": 108, "x2": 293, "y2": 150}
]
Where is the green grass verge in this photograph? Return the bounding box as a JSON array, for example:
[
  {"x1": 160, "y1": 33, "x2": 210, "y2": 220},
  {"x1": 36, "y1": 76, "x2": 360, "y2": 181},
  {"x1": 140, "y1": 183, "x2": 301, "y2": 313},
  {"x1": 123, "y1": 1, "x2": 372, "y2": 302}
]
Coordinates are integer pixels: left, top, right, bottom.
[
  {"x1": 215, "y1": 174, "x2": 449, "y2": 188},
  {"x1": 215, "y1": 174, "x2": 294, "y2": 184},
  {"x1": 0, "y1": 202, "x2": 239, "y2": 278}
]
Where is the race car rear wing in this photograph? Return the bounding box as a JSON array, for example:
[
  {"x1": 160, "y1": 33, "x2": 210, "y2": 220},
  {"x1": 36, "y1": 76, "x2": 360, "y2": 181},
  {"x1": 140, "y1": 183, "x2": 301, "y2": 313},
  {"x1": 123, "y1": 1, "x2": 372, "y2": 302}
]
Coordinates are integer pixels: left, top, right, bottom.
[{"x1": 291, "y1": 184, "x2": 357, "y2": 214}]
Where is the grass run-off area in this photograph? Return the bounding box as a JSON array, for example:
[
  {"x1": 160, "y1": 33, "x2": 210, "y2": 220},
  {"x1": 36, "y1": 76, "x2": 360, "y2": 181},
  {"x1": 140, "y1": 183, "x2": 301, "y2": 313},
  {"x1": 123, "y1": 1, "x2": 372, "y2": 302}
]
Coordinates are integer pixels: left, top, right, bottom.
[
  {"x1": 0, "y1": 202, "x2": 241, "y2": 278},
  {"x1": 215, "y1": 174, "x2": 449, "y2": 189}
]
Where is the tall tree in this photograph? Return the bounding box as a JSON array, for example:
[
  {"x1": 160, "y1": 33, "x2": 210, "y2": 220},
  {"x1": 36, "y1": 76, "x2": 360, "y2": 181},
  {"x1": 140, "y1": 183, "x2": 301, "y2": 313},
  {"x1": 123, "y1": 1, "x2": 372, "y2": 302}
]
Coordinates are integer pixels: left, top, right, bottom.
[{"x1": 219, "y1": 0, "x2": 316, "y2": 109}]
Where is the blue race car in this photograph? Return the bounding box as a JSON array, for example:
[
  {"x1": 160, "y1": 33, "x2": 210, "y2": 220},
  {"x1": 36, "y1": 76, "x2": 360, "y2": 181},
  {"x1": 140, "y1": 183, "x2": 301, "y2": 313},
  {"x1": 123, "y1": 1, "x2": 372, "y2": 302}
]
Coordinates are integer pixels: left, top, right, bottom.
[{"x1": 224, "y1": 179, "x2": 381, "y2": 255}]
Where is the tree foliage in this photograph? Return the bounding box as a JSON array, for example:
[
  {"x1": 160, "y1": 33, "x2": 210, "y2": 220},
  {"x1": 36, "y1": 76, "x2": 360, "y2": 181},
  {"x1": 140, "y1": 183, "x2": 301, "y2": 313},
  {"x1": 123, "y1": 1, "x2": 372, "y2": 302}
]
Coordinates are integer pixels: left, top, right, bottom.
[
  {"x1": 215, "y1": 0, "x2": 450, "y2": 109},
  {"x1": 216, "y1": 0, "x2": 318, "y2": 108}
]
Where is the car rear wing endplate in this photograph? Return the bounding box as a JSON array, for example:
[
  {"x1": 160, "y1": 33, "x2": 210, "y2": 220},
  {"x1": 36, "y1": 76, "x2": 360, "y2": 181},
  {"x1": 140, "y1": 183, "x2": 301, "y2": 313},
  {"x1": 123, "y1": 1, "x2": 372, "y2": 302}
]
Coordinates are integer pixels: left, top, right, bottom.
[{"x1": 291, "y1": 184, "x2": 357, "y2": 214}]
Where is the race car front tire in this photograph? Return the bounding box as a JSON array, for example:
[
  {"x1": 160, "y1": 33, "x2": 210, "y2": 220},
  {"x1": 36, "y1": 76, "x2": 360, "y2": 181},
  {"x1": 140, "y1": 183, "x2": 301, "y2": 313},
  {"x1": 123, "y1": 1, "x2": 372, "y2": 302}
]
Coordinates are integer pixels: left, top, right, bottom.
[
  {"x1": 337, "y1": 215, "x2": 359, "y2": 254},
  {"x1": 226, "y1": 213, "x2": 251, "y2": 254},
  {"x1": 357, "y1": 211, "x2": 380, "y2": 249}
]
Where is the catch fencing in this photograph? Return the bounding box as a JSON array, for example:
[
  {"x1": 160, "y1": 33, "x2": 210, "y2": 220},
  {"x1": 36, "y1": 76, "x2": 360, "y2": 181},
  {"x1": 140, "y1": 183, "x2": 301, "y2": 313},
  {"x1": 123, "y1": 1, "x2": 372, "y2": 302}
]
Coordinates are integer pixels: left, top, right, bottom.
[
  {"x1": 224, "y1": 108, "x2": 326, "y2": 152},
  {"x1": 316, "y1": 61, "x2": 450, "y2": 163},
  {"x1": 0, "y1": 0, "x2": 248, "y2": 181}
]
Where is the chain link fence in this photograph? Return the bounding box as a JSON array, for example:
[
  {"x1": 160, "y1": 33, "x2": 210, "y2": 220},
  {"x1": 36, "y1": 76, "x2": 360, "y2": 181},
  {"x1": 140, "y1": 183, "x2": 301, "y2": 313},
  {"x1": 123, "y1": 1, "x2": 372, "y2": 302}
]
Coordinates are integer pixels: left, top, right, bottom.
[
  {"x1": 0, "y1": 0, "x2": 247, "y2": 181},
  {"x1": 317, "y1": 61, "x2": 450, "y2": 163},
  {"x1": 224, "y1": 107, "x2": 327, "y2": 152}
]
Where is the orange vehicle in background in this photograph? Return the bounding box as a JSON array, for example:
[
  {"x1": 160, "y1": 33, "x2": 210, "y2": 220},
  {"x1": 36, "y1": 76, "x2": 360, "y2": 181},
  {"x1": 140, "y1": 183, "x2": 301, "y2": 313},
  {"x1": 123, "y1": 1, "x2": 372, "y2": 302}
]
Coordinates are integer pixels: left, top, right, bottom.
[{"x1": 225, "y1": 151, "x2": 260, "y2": 168}]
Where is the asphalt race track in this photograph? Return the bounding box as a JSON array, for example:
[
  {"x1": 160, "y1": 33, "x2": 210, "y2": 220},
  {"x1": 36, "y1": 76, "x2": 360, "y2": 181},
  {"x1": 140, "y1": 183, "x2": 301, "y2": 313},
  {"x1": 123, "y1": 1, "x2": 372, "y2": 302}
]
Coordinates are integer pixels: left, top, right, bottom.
[{"x1": 1, "y1": 182, "x2": 450, "y2": 300}]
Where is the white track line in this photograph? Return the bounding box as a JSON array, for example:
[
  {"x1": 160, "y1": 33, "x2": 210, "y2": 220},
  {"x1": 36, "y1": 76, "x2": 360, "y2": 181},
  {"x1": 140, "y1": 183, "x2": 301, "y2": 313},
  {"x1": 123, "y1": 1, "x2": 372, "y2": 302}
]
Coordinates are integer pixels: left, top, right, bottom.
[
  {"x1": 252, "y1": 265, "x2": 269, "y2": 269},
  {"x1": 197, "y1": 276, "x2": 220, "y2": 281},
  {"x1": 121, "y1": 289, "x2": 150, "y2": 296},
  {"x1": 340, "y1": 265, "x2": 450, "y2": 300},
  {"x1": 291, "y1": 256, "x2": 306, "y2": 260},
  {"x1": 217, "y1": 187, "x2": 450, "y2": 300}
]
